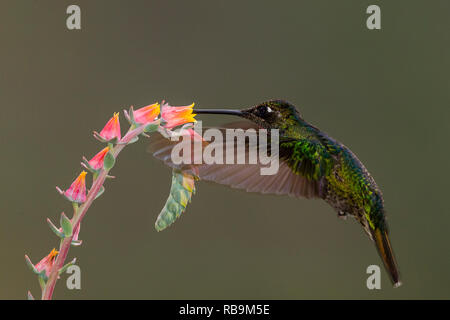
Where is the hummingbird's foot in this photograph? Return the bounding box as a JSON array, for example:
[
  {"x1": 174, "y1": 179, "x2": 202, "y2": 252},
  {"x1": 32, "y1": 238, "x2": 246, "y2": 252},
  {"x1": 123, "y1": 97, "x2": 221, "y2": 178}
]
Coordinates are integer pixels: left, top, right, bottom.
[{"x1": 337, "y1": 211, "x2": 347, "y2": 220}]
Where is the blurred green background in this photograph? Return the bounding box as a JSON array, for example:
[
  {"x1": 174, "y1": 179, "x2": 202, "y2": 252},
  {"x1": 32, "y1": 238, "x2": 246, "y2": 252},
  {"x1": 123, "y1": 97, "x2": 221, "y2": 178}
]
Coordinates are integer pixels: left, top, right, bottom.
[{"x1": 0, "y1": 1, "x2": 449, "y2": 299}]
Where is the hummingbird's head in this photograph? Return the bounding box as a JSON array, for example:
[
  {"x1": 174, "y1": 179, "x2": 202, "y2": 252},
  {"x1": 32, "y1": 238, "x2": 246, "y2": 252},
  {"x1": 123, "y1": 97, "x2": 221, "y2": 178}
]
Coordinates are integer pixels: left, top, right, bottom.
[
  {"x1": 241, "y1": 100, "x2": 303, "y2": 129},
  {"x1": 193, "y1": 99, "x2": 303, "y2": 130}
]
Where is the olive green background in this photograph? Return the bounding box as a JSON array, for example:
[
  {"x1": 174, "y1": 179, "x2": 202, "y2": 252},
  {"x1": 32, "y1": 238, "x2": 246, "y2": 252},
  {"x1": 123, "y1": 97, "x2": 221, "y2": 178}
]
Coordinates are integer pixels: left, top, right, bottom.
[{"x1": 0, "y1": 1, "x2": 448, "y2": 299}]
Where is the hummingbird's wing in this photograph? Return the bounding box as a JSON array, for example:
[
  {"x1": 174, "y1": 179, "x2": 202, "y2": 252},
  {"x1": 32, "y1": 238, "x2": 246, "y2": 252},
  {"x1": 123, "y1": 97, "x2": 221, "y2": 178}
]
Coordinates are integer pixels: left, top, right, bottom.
[{"x1": 148, "y1": 124, "x2": 324, "y2": 199}]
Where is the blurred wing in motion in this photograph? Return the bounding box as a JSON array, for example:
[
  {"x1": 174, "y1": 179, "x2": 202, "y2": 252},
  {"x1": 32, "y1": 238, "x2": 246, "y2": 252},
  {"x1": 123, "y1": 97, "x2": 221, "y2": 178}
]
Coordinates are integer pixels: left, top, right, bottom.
[{"x1": 149, "y1": 123, "x2": 324, "y2": 199}]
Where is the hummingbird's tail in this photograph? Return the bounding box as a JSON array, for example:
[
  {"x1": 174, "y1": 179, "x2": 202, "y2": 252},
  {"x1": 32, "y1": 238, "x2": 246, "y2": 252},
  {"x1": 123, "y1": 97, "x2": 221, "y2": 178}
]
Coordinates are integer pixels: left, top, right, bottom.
[{"x1": 371, "y1": 228, "x2": 402, "y2": 288}]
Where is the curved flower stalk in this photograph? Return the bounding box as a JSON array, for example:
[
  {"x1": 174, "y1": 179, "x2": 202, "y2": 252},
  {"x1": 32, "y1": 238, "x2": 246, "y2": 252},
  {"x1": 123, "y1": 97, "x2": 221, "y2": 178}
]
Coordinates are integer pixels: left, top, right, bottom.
[{"x1": 25, "y1": 102, "x2": 196, "y2": 300}]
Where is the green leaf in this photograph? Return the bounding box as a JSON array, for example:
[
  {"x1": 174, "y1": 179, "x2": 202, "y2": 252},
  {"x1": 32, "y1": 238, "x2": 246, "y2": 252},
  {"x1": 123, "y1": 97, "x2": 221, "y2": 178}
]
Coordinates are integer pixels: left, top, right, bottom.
[
  {"x1": 155, "y1": 169, "x2": 196, "y2": 232},
  {"x1": 38, "y1": 272, "x2": 47, "y2": 288},
  {"x1": 103, "y1": 152, "x2": 116, "y2": 171},
  {"x1": 47, "y1": 218, "x2": 64, "y2": 239},
  {"x1": 128, "y1": 106, "x2": 136, "y2": 123},
  {"x1": 144, "y1": 122, "x2": 159, "y2": 133},
  {"x1": 24, "y1": 255, "x2": 38, "y2": 274},
  {"x1": 59, "y1": 258, "x2": 77, "y2": 275},
  {"x1": 95, "y1": 186, "x2": 105, "y2": 200},
  {"x1": 60, "y1": 212, "x2": 73, "y2": 238}
]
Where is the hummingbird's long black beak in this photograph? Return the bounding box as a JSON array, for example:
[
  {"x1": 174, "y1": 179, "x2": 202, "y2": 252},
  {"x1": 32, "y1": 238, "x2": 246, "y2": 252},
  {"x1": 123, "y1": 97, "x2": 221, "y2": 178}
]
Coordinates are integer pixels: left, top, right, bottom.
[{"x1": 193, "y1": 108, "x2": 244, "y2": 117}]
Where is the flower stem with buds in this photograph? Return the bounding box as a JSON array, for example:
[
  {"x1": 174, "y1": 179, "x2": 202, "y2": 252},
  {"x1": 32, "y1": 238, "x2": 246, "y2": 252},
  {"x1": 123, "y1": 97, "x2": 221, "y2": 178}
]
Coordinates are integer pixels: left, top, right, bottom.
[
  {"x1": 25, "y1": 102, "x2": 195, "y2": 300},
  {"x1": 42, "y1": 123, "x2": 150, "y2": 300}
]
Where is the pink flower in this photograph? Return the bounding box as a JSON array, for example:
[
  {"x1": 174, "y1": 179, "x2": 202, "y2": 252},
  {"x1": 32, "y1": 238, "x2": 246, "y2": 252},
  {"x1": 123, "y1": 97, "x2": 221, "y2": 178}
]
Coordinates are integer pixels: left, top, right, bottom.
[
  {"x1": 98, "y1": 113, "x2": 121, "y2": 141},
  {"x1": 35, "y1": 248, "x2": 59, "y2": 277},
  {"x1": 133, "y1": 103, "x2": 160, "y2": 124},
  {"x1": 88, "y1": 146, "x2": 110, "y2": 170},
  {"x1": 161, "y1": 102, "x2": 196, "y2": 129},
  {"x1": 63, "y1": 171, "x2": 87, "y2": 203}
]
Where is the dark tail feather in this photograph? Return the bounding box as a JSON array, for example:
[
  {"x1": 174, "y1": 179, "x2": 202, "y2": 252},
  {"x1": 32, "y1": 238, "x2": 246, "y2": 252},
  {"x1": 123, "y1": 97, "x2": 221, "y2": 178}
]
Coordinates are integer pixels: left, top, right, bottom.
[{"x1": 371, "y1": 228, "x2": 402, "y2": 287}]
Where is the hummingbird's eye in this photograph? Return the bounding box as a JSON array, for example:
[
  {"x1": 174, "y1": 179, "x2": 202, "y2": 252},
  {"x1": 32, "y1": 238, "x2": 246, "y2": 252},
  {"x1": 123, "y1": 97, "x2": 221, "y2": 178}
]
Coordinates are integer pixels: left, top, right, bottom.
[{"x1": 256, "y1": 105, "x2": 271, "y2": 118}]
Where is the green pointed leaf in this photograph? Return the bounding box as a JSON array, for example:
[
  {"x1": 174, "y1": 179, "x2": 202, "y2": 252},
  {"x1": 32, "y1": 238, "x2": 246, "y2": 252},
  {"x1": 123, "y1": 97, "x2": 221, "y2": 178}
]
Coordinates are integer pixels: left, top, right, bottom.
[
  {"x1": 47, "y1": 218, "x2": 64, "y2": 239},
  {"x1": 59, "y1": 258, "x2": 77, "y2": 275},
  {"x1": 144, "y1": 123, "x2": 159, "y2": 133},
  {"x1": 95, "y1": 186, "x2": 105, "y2": 200},
  {"x1": 24, "y1": 255, "x2": 38, "y2": 274},
  {"x1": 38, "y1": 272, "x2": 46, "y2": 289},
  {"x1": 128, "y1": 106, "x2": 136, "y2": 123},
  {"x1": 60, "y1": 212, "x2": 73, "y2": 238},
  {"x1": 103, "y1": 152, "x2": 115, "y2": 171}
]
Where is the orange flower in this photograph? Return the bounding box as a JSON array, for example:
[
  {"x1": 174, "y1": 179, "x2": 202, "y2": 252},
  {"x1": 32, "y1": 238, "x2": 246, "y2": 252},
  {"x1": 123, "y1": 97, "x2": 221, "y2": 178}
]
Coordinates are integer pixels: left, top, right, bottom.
[
  {"x1": 133, "y1": 103, "x2": 160, "y2": 124},
  {"x1": 35, "y1": 248, "x2": 59, "y2": 277},
  {"x1": 161, "y1": 102, "x2": 196, "y2": 129},
  {"x1": 63, "y1": 171, "x2": 87, "y2": 203},
  {"x1": 98, "y1": 113, "x2": 121, "y2": 141},
  {"x1": 88, "y1": 146, "x2": 110, "y2": 170}
]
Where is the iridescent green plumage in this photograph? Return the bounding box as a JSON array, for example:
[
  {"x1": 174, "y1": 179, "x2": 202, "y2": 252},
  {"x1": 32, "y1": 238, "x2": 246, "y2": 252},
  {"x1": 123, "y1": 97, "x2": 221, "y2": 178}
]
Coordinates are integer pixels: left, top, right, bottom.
[{"x1": 244, "y1": 100, "x2": 388, "y2": 232}]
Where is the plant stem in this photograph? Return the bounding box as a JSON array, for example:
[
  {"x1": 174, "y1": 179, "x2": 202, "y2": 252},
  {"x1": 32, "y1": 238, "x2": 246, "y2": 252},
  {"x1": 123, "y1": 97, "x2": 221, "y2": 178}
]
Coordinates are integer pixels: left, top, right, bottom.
[{"x1": 42, "y1": 124, "x2": 148, "y2": 300}]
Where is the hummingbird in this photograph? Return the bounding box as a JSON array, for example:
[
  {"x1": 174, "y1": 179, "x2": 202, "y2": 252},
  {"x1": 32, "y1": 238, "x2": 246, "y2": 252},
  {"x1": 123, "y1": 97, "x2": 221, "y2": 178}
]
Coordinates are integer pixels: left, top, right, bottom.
[{"x1": 151, "y1": 99, "x2": 401, "y2": 287}]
